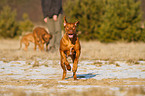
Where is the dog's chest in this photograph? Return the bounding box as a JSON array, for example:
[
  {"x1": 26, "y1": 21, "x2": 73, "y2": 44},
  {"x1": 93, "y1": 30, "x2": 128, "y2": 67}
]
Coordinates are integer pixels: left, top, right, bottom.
[{"x1": 65, "y1": 48, "x2": 75, "y2": 57}]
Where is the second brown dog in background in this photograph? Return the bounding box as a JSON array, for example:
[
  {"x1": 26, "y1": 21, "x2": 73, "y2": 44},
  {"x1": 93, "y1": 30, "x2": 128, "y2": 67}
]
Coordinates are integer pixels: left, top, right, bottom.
[
  {"x1": 33, "y1": 27, "x2": 52, "y2": 51},
  {"x1": 19, "y1": 33, "x2": 35, "y2": 51}
]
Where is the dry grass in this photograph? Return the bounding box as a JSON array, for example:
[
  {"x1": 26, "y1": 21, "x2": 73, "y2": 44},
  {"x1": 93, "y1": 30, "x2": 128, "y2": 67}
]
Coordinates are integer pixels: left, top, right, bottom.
[
  {"x1": 0, "y1": 86, "x2": 144, "y2": 96},
  {"x1": 81, "y1": 41, "x2": 145, "y2": 61},
  {"x1": 0, "y1": 39, "x2": 60, "y2": 61},
  {"x1": 0, "y1": 39, "x2": 145, "y2": 62}
]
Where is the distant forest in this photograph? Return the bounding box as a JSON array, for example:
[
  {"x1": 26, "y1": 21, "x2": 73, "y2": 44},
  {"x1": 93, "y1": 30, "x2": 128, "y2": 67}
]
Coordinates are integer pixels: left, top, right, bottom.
[
  {"x1": 141, "y1": 0, "x2": 145, "y2": 20},
  {"x1": 0, "y1": 0, "x2": 144, "y2": 23}
]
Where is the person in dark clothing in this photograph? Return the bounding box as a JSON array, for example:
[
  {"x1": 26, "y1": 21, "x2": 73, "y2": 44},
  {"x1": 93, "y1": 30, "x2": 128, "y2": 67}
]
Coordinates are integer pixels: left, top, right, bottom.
[{"x1": 41, "y1": 0, "x2": 63, "y2": 51}]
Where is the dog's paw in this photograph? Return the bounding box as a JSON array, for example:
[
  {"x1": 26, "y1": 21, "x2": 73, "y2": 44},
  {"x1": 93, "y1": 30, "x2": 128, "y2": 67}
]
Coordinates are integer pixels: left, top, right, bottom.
[{"x1": 66, "y1": 65, "x2": 71, "y2": 71}]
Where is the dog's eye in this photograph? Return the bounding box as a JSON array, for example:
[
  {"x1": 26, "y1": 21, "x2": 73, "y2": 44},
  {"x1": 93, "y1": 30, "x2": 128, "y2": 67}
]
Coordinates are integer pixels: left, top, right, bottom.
[{"x1": 66, "y1": 26, "x2": 69, "y2": 29}]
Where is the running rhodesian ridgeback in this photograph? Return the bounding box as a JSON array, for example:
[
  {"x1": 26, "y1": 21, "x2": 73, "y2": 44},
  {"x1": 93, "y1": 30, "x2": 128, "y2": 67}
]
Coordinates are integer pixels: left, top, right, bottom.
[
  {"x1": 60, "y1": 16, "x2": 81, "y2": 80},
  {"x1": 19, "y1": 33, "x2": 34, "y2": 51},
  {"x1": 33, "y1": 27, "x2": 52, "y2": 51}
]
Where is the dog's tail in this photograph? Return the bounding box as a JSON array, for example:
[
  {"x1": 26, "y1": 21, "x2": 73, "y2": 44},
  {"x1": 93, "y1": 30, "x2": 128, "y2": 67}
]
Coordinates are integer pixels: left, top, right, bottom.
[{"x1": 19, "y1": 39, "x2": 23, "y2": 50}]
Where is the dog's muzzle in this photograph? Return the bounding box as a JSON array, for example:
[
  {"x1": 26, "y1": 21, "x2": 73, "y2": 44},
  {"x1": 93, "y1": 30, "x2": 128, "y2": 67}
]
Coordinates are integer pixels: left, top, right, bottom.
[
  {"x1": 68, "y1": 34, "x2": 74, "y2": 38},
  {"x1": 68, "y1": 30, "x2": 74, "y2": 38}
]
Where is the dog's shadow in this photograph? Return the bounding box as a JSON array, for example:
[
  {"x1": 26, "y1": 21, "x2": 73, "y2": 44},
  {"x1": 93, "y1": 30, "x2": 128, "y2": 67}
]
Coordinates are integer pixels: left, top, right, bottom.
[{"x1": 65, "y1": 73, "x2": 99, "y2": 80}]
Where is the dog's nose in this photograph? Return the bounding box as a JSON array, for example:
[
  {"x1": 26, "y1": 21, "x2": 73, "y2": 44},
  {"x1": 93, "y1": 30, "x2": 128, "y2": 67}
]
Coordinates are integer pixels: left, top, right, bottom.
[{"x1": 69, "y1": 30, "x2": 73, "y2": 33}]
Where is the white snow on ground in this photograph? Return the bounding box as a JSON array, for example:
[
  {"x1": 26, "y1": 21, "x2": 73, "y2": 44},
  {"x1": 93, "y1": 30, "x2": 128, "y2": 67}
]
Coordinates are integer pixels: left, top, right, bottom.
[
  {"x1": 0, "y1": 60, "x2": 145, "y2": 95},
  {"x1": 77, "y1": 60, "x2": 145, "y2": 80},
  {"x1": 0, "y1": 60, "x2": 145, "y2": 80}
]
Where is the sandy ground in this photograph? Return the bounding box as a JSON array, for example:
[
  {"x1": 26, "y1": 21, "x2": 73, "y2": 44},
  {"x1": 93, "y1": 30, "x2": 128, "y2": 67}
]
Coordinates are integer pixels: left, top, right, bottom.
[{"x1": 0, "y1": 39, "x2": 145, "y2": 96}]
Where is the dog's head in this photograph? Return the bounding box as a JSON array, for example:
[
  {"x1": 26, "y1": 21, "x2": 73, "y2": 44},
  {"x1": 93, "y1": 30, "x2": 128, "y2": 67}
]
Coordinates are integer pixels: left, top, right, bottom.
[
  {"x1": 64, "y1": 16, "x2": 79, "y2": 39},
  {"x1": 43, "y1": 34, "x2": 52, "y2": 43}
]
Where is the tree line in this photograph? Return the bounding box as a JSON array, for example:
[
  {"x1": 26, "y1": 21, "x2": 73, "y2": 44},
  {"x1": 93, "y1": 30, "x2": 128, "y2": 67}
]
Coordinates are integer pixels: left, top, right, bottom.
[
  {"x1": 63, "y1": 0, "x2": 145, "y2": 42},
  {"x1": 0, "y1": 0, "x2": 145, "y2": 42}
]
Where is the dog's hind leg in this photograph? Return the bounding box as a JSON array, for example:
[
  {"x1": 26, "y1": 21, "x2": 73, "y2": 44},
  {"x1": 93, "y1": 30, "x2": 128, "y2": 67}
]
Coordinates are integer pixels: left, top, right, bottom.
[
  {"x1": 60, "y1": 50, "x2": 72, "y2": 80},
  {"x1": 60, "y1": 51, "x2": 71, "y2": 71}
]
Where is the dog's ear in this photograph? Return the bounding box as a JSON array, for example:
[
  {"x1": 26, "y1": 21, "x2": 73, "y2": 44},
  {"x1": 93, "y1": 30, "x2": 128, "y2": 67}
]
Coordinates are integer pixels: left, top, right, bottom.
[
  {"x1": 42, "y1": 34, "x2": 45, "y2": 40},
  {"x1": 75, "y1": 21, "x2": 79, "y2": 27},
  {"x1": 42, "y1": 34, "x2": 45, "y2": 37},
  {"x1": 64, "y1": 16, "x2": 67, "y2": 27}
]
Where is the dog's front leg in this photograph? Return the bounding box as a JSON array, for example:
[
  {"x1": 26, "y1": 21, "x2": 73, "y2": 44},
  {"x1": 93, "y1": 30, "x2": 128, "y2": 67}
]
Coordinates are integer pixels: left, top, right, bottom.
[
  {"x1": 39, "y1": 36, "x2": 44, "y2": 51},
  {"x1": 41, "y1": 43, "x2": 44, "y2": 51},
  {"x1": 60, "y1": 50, "x2": 67, "y2": 80},
  {"x1": 73, "y1": 49, "x2": 80, "y2": 80},
  {"x1": 38, "y1": 42, "x2": 42, "y2": 51},
  {"x1": 60, "y1": 50, "x2": 71, "y2": 80},
  {"x1": 46, "y1": 42, "x2": 49, "y2": 51}
]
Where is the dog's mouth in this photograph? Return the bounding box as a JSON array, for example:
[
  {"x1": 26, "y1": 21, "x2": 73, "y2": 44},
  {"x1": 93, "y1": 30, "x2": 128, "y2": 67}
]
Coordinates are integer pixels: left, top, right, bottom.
[{"x1": 68, "y1": 34, "x2": 74, "y2": 38}]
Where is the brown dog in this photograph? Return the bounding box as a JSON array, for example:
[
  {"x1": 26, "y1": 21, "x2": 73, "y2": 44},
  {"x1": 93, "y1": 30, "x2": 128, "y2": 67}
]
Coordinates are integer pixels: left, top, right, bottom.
[
  {"x1": 59, "y1": 17, "x2": 81, "y2": 80},
  {"x1": 19, "y1": 33, "x2": 35, "y2": 51},
  {"x1": 33, "y1": 27, "x2": 52, "y2": 51}
]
